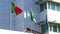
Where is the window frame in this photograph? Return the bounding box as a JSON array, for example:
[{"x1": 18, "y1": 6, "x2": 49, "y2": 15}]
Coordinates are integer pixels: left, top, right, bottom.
[
  {"x1": 40, "y1": 2, "x2": 47, "y2": 12},
  {"x1": 47, "y1": 2, "x2": 60, "y2": 11},
  {"x1": 49, "y1": 23, "x2": 60, "y2": 33}
]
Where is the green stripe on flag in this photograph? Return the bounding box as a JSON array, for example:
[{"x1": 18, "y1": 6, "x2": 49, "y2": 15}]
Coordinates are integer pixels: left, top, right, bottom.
[{"x1": 11, "y1": 2, "x2": 15, "y2": 13}]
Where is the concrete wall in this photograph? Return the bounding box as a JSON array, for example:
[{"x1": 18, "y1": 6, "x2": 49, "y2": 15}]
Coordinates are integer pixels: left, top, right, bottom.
[{"x1": 48, "y1": 9, "x2": 60, "y2": 24}]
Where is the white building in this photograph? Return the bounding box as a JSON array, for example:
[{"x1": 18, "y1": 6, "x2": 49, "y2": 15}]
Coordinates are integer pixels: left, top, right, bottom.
[{"x1": 36, "y1": 0, "x2": 60, "y2": 34}]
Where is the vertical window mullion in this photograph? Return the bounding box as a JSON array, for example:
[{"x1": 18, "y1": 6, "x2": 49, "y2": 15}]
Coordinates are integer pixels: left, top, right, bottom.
[
  {"x1": 44, "y1": 2, "x2": 45, "y2": 10},
  {"x1": 52, "y1": 24, "x2": 53, "y2": 32},
  {"x1": 44, "y1": 2, "x2": 47, "y2": 10},
  {"x1": 47, "y1": 2, "x2": 48, "y2": 9},
  {"x1": 57, "y1": 24, "x2": 58, "y2": 33},
  {"x1": 49, "y1": 24, "x2": 50, "y2": 32},
  {"x1": 50, "y1": 2, "x2": 51, "y2": 9},
  {"x1": 55, "y1": 4, "x2": 57, "y2": 10},
  {"x1": 48, "y1": 2, "x2": 51, "y2": 9}
]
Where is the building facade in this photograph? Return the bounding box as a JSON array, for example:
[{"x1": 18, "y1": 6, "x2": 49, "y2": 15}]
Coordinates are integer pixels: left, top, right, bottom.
[
  {"x1": 36, "y1": 0, "x2": 60, "y2": 34},
  {"x1": 0, "y1": 0, "x2": 41, "y2": 34},
  {"x1": 0, "y1": 0, "x2": 60, "y2": 34}
]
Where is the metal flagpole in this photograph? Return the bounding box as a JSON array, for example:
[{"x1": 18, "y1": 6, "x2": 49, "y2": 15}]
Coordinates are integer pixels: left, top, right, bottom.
[
  {"x1": 10, "y1": 0, "x2": 12, "y2": 30},
  {"x1": 10, "y1": 0, "x2": 16, "y2": 30}
]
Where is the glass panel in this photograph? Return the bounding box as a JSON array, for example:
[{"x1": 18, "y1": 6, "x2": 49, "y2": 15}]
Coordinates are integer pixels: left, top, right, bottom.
[
  {"x1": 40, "y1": 3, "x2": 44, "y2": 12},
  {"x1": 44, "y1": 2, "x2": 47, "y2": 9},
  {"x1": 48, "y1": 2, "x2": 50, "y2": 9},
  {"x1": 51, "y1": 2, "x2": 55, "y2": 10},
  {"x1": 40, "y1": 2, "x2": 47, "y2": 12},
  {"x1": 53, "y1": 24, "x2": 57, "y2": 32},
  {"x1": 49, "y1": 24, "x2": 52, "y2": 31},
  {"x1": 56, "y1": 4, "x2": 60, "y2": 11},
  {"x1": 58, "y1": 25, "x2": 60, "y2": 33},
  {"x1": 41, "y1": 24, "x2": 46, "y2": 33}
]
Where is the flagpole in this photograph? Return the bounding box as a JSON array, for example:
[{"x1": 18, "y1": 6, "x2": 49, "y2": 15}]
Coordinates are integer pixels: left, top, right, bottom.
[
  {"x1": 10, "y1": 0, "x2": 12, "y2": 30},
  {"x1": 10, "y1": 11, "x2": 12, "y2": 30},
  {"x1": 10, "y1": 0, "x2": 16, "y2": 30}
]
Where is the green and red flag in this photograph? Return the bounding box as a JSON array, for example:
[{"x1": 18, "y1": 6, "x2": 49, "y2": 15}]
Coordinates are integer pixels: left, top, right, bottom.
[{"x1": 11, "y1": 2, "x2": 23, "y2": 15}]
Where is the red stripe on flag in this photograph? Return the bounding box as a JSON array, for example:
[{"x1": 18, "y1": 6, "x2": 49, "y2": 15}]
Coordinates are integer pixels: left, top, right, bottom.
[{"x1": 15, "y1": 6, "x2": 23, "y2": 15}]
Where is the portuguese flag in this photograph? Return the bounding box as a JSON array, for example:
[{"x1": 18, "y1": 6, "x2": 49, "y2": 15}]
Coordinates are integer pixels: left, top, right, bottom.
[{"x1": 11, "y1": 2, "x2": 23, "y2": 15}]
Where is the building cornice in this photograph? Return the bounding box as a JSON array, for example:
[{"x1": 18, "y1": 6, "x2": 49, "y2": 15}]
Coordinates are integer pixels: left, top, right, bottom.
[{"x1": 35, "y1": 0, "x2": 60, "y2": 4}]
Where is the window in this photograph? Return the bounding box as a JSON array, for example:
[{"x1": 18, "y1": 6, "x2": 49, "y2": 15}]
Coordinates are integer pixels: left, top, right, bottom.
[
  {"x1": 58, "y1": 25, "x2": 60, "y2": 33},
  {"x1": 48, "y1": 2, "x2": 60, "y2": 11},
  {"x1": 48, "y1": 2, "x2": 55, "y2": 10},
  {"x1": 49, "y1": 23, "x2": 60, "y2": 33},
  {"x1": 53, "y1": 24, "x2": 57, "y2": 32},
  {"x1": 48, "y1": 2, "x2": 50, "y2": 9},
  {"x1": 41, "y1": 24, "x2": 46, "y2": 33},
  {"x1": 49, "y1": 24, "x2": 52, "y2": 31},
  {"x1": 40, "y1": 20, "x2": 49, "y2": 33},
  {"x1": 40, "y1": 2, "x2": 47, "y2": 12},
  {"x1": 51, "y1": 2, "x2": 55, "y2": 10},
  {"x1": 44, "y1": 2, "x2": 47, "y2": 9},
  {"x1": 56, "y1": 4, "x2": 60, "y2": 11},
  {"x1": 40, "y1": 3, "x2": 44, "y2": 11}
]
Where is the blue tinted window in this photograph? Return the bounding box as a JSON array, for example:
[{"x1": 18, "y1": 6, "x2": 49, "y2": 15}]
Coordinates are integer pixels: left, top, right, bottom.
[
  {"x1": 49, "y1": 24, "x2": 52, "y2": 31},
  {"x1": 40, "y1": 3, "x2": 44, "y2": 12},
  {"x1": 48, "y1": 2, "x2": 60, "y2": 11},
  {"x1": 51, "y1": 2, "x2": 55, "y2": 10},
  {"x1": 58, "y1": 25, "x2": 60, "y2": 33},
  {"x1": 53, "y1": 24, "x2": 57, "y2": 32},
  {"x1": 48, "y1": 2, "x2": 50, "y2": 9},
  {"x1": 40, "y1": 2, "x2": 47, "y2": 12},
  {"x1": 56, "y1": 4, "x2": 60, "y2": 11},
  {"x1": 41, "y1": 24, "x2": 46, "y2": 33}
]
